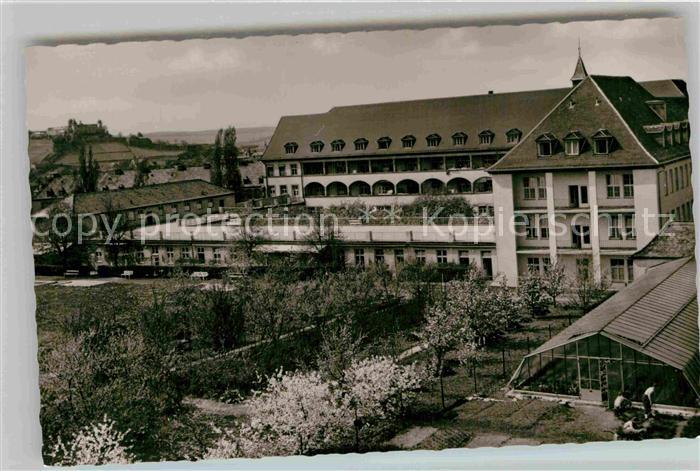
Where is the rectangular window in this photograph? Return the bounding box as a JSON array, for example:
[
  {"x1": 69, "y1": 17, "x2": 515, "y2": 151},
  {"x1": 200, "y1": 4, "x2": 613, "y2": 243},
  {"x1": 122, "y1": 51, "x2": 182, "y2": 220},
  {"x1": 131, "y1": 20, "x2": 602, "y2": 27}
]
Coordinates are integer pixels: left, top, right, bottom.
[
  {"x1": 525, "y1": 215, "x2": 538, "y2": 239},
  {"x1": 537, "y1": 141, "x2": 552, "y2": 157},
  {"x1": 624, "y1": 214, "x2": 636, "y2": 240},
  {"x1": 415, "y1": 249, "x2": 426, "y2": 265},
  {"x1": 266, "y1": 165, "x2": 274, "y2": 177},
  {"x1": 668, "y1": 169, "x2": 674, "y2": 193},
  {"x1": 436, "y1": 249, "x2": 448, "y2": 265},
  {"x1": 213, "y1": 248, "x2": 222, "y2": 263},
  {"x1": 279, "y1": 185, "x2": 288, "y2": 195},
  {"x1": 291, "y1": 185, "x2": 300, "y2": 197},
  {"x1": 608, "y1": 215, "x2": 622, "y2": 240},
  {"x1": 354, "y1": 248, "x2": 365, "y2": 266},
  {"x1": 374, "y1": 248, "x2": 385, "y2": 264},
  {"x1": 197, "y1": 247, "x2": 205, "y2": 262},
  {"x1": 527, "y1": 257, "x2": 543, "y2": 274},
  {"x1": 290, "y1": 164, "x2": 298, "y2": 175},
  {"x1": 675, "y1": 167, "x2": 680, "y2": 192},
  {"x1": 166, "y1": 247, "x2": 174, "y2": 262},
  {"x1": 623, "y1": 174, "x2": 634, "y2": 198},
  {"x1": 539, "y1": 214, "x2": 549, "y2": 239},
  {"x1": 606, "y1": 174, "x2": 621, "y2": 198},
  {"x1": 523, "y1": 176, "x2": 546, "y2": 200},
  {"x1": 664, "y1": 171, "x2": 669, "y2": 196},
  {"x1": 458, "y1": 250, "x2": 470, "y2": 266},
  {"x1": 594, "y1": 138, "x2": 610, "y2": 154},
  {"x1": 95, "y1": 249, "x2": 103, "y2": 261},
  {"x1": 278, "y1": 165, "x2": 286, "y2": 177},
  {"x1": 565, "y1": 139, "x2": 580, "y2": 156},
  {"x1": 181, "y1": 247, "x2": 191, "y2": 259},
  {"x1": 610, "y1": 258, "x2": 626, "y2": 282},
  {"x1": 268, "y1": 186, "x2": 276, "y2": 197},
  {"x1": 394, "y1": 249, "x2": 404, "y2": 264}
]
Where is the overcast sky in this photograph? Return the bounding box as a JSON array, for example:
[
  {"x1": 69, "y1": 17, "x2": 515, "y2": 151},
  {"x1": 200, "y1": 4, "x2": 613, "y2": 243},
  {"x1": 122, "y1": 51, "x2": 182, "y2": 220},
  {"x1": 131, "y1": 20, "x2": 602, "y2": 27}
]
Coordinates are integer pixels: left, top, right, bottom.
[{"x1": 26, "y1": 17, "x2": 688, "y2": 135}]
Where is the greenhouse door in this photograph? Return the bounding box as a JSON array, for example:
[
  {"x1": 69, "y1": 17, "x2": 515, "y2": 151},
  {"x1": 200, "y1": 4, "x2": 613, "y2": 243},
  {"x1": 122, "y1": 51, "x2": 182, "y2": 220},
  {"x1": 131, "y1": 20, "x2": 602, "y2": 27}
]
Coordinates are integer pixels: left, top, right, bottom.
[{"x1": 579, "y1": 357, "x2": 603, "y2": 403}]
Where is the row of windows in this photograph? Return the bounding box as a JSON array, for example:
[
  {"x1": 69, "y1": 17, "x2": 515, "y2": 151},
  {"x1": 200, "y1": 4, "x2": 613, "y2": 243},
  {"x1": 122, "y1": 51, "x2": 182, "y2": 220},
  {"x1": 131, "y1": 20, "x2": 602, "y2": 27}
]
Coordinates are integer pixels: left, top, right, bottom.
[
  {"x1": 284, "y1": 129, "x2": 521, "y2": 154},
  {"x1": 518, "y1": 213, "x2": 635, "y2": 241},
  {"x1": 135, "y1": 246, "x2": 223, "y2": 265},
  {"x1": 670, "y1": 201, "x2": 694, "y2": 222},
  {"x1": 353, "y1": 248, "x2": 494, "y2": 276},
  {"x1": 525, "y1": 256, "x2": 633, "y2": 283},
  {"x1": 267, "y1": 155, "x2": 500, "y2": 177},
  {"x1": 663, "y1": 162, "x2": 692, "y2": 196},
  {"x1": 520, "y1": 173, "x2": 633, "y2": 202},
  {"x1": 536, "y1": 129, "x2": 615, "y2": 157}
]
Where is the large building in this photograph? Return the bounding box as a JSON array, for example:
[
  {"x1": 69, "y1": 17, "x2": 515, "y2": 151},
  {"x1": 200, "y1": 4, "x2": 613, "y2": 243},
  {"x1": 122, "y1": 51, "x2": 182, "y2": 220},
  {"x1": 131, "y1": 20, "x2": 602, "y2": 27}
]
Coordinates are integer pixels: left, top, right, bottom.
[
  {"x1": 77, "y1": 54, "x2": 692, "y2": 287},
  {"x1": 259, "y1": 53, "x2": 692, "y2": 287}
]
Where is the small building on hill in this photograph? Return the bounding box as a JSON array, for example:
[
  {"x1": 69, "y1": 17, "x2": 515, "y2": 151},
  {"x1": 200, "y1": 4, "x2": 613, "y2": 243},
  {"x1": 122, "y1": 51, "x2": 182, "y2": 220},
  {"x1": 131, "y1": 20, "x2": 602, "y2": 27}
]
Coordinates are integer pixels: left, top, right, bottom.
[{"x1": 508, "y1": 257, "x2": 699, "y2": 412}]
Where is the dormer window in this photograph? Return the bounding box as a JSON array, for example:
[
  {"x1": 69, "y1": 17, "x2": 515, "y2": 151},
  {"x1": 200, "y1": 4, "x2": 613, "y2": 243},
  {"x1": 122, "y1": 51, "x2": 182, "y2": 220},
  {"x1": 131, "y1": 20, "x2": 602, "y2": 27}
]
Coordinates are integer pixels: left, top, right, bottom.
[
  {"x1": 310, "y1": 141, "x2": 324, "y2": 152},
  {"x1": 506, "y1": 128, "x2": 522, "y2": 144},
  {"x1": 284, "y1": 142, "x2": 298, "y2": 154},
  {"x1": 452, "y1": 132, "x2": 467, "y2": 146},
  {"x1": 479, "y1": 130, "x2": 495, "y2": 145},
  {"x1": 331, "y1": 139, "x2": 345, "y2": 152},
  {"x1": 563, "y1": 131, "x2": 585, "y2": 156},
  {"x1": 535, "y1": 133, "x2": 558, "y2": 157},
  {"x1": 377, "y1": 136, "x2": 392, "y2": 149},
  {"x1": 354, "y1": 138, "x2": 368, "y2": 151},
  {"x1": 592, "y1": 129, "x2": 615, "y2": 155},
  {"x1": 401, "y1": 135, "x2": 416, "y2": 148},
  {"x1": 426, "y1": 134, "x2": 441, "y2": 147}
]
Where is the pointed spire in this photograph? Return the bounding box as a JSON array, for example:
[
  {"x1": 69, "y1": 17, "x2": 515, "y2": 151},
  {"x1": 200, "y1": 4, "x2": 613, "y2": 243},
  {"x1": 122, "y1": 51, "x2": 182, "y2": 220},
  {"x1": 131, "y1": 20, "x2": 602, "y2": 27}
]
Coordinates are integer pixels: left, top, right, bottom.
[{"x1": 571, "y1": 39, "x2": 588, "y2": 86}]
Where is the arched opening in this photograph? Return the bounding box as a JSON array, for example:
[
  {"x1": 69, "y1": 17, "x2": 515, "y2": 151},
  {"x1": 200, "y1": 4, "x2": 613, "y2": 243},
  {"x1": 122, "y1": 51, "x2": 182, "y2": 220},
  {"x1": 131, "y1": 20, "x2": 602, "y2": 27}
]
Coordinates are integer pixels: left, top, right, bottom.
[
  {"x1": 474, "y1": 177, "x2": 493, "y2": 193},
  {"x1": 396, "y1": 179, "x2": 420, "y2": 195},
  {"x1": 372, "y1": 180, "x2": 395, "y2": 196},
  {"x1": 304, "y1": 182, "x2": 326, "y2": 197},
  {"x1": 349, "y1": 181, "x2": 371, "y2": 197},
  {"x1": 326, "y1": 181, "x2": 348, "y2": 197},
  {"x1": 421, "y1": 178, "x2": 445, "y2": 194},
  {"x1": 447, "y1": 178, "x2": 472, "y2": 194}
]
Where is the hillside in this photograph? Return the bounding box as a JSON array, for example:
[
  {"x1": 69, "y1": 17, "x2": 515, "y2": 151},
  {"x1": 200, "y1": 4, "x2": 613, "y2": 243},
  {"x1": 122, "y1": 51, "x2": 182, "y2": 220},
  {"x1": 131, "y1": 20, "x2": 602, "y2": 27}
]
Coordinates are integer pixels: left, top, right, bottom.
[
  {"x1": 145, "y1": 126, "x2": 275, "y2": 148},
  {"x1": 56, "y1": 141, "x2": 183, "y2": 166},
  {"x1": 28, "y1": 138, "x2": 54, "y2": 164}
]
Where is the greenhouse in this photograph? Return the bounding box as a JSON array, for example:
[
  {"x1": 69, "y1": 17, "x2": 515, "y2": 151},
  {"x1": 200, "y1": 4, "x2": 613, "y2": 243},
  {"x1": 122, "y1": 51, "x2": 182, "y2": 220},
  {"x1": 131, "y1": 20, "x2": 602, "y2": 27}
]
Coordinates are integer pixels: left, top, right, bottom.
[{"x1": 509, "y1": 257, "x2": 699, "y2": 410}]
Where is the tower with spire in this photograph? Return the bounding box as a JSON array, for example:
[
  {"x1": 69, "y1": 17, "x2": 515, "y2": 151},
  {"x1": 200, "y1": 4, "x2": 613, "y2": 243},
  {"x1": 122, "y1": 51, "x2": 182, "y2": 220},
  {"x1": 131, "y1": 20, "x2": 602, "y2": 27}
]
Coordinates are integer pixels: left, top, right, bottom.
[{"x1": 571, "y1": 39, "x2": 588, "y2": 87}]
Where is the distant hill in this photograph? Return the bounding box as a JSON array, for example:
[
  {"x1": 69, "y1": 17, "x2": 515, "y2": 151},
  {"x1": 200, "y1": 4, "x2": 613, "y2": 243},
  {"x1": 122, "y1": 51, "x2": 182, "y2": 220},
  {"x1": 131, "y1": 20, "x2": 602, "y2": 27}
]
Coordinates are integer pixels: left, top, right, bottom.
[
  {"x1": 28, "y1": 138, "x2": 54, "y2": 164},
  {"x1": 145, "y1": 126, "x2": 275, "y2": 148},
  {"x1": 55, "y1": 141, "x2": 183, "y2": 166}
]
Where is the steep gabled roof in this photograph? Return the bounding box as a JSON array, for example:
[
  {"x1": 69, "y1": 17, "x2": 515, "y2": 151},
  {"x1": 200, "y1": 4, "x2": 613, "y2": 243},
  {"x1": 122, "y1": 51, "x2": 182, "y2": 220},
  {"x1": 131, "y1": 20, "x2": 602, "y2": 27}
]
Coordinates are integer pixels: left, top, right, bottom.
[
  {"x1": 262, "y1": 88, "x2": 569, "y2": 161},
  {"x1": 489, "y1": 75, "x2": 690, "y2": 172}
]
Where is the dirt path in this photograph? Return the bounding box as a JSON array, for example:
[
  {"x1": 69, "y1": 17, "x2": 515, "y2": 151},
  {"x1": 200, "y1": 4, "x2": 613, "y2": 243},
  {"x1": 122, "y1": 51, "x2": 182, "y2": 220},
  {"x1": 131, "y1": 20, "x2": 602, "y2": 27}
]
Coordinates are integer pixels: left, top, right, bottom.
[{"x1": 184, "y1": 397, "x2": 250, "y2": 418}]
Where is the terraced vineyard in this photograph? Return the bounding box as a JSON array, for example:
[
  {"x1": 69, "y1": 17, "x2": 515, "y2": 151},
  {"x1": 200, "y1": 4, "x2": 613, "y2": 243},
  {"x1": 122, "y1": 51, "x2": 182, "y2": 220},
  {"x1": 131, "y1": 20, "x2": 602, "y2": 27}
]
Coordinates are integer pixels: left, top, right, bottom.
[{"x1": 56, "y1": 141, "x2": 183, "y2": 165}]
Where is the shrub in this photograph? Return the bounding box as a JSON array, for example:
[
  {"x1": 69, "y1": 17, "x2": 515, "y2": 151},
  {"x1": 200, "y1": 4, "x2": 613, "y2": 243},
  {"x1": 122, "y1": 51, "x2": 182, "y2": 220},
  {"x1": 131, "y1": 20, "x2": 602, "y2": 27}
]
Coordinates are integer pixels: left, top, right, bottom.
[{"x1": 48, "y1": 416, "x2": 133, "y2": 466}]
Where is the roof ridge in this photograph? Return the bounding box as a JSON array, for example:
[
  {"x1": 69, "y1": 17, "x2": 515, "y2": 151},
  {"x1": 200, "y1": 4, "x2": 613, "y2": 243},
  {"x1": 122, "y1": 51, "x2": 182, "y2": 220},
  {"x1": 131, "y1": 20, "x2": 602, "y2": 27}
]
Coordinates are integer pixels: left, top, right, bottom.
[
  {"x1": 327, "y1": 87, "x2": 570, "y2": 113},
  {"x1": 589, "y1": 76, "x2": 659, "y2": 165}
]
